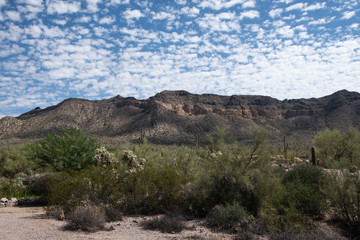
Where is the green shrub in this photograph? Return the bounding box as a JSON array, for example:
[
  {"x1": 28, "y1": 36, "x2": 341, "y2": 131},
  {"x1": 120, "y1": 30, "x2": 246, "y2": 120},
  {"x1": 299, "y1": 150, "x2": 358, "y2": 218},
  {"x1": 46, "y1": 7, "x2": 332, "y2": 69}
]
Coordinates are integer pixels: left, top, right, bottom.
[
  {"x1": 313, "y1": 128, "x2": 360, "y2": 169},
  {"x1": 30, "y1": 128, "x2": 100, "y2": 172},
  {"x1": 140, "y1": 214, "x2": 186, "y2": 233},
  {"x1": 0, "y1": 179, "x2": 31, "y2": 198},
  {"x1": 119, "y1": 151, "x2": 184, "y2": 214},
  {"x1": 184, "y1": 126, "x2": 270, "y2": 217},
  {"x1": 206, "y1": 202, "x2": 254, "y2": 233},
  {"x1": 65, "y1": 205, "x2": 106, "y2": 232},
  {"x1": 0, "y1": 146, "x2": 30, "y2": 178},
  {"x1": 45, "y1": 167, "x2": 121, "y2": 214},
  {"x1": 324, "y1": 170, "x2": 360, "y2": 228},
  {"x1": 282, "y1": 164, "x2": 326, "y2": 218},
  {"x1": 28, "y1": 172, "x2": 60, "y2": 197}
]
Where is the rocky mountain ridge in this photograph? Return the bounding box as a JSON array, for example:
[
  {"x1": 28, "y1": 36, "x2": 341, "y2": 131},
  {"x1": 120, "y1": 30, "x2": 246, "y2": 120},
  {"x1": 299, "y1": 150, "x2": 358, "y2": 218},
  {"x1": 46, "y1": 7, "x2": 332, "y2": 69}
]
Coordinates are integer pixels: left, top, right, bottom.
[{"x1": 1, "y1": 90, "x2": 360, "y2": 147}]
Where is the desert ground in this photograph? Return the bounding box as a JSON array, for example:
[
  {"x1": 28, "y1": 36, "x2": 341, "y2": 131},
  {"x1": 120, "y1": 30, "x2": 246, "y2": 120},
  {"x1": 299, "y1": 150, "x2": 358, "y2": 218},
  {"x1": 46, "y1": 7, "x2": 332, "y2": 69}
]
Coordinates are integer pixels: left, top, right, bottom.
[{"x1": 0, "y1": 206, "x2": 235, "y2": 240}]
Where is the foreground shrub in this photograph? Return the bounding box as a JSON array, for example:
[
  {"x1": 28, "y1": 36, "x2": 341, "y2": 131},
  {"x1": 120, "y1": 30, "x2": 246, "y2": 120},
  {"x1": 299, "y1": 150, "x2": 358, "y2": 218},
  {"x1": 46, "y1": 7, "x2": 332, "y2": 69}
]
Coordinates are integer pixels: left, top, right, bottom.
[
  {"x1": 0, "y1": 179, "x2": 30, "y2": 198},
  {"x1": 324, "y1": 170, "x2": 360, "y2": 237},
  {"x1": 282, "y1": 164, "x2": 326, "y2": 217},
  {"x1": 206, "y1": 202, "x2": 254, "y2": 233},
  {"x1": 104, "y1": 205, "x2": 123, "y2": 222},
  {"x1": 0, "y1": 146, "x2": 30, "y2": 178},
  {"x1": 30, "y1": 128, "x2": 99, "y2": 172},
  {"x1": 185, "y1": 126, "x2": 270, "y2": 217},
  {"x1": 45, "y1": 167, "x2": 120, "y2": 214},
  {"x1": 65, "y1": 205, "x2": 106, "y2": 232},
  {"x1": 141, "y1": 214, "x2": 186, "y2": 233},
  {"x1": 118, "y1": 146, "x2": 187, "y2": 214}
]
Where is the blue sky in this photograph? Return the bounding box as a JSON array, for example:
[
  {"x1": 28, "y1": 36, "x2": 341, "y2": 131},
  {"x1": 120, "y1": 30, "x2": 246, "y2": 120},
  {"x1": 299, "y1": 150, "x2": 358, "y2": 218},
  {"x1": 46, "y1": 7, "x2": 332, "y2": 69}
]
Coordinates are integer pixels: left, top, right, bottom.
[{"x1": 0, "y1": 0, "x2": 359, "y2": 117}]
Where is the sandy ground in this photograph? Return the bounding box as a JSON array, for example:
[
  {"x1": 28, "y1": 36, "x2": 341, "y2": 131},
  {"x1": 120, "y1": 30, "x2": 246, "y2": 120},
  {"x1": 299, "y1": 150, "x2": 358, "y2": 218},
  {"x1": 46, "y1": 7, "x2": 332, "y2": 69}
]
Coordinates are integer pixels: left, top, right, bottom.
[{"x1": 0, "y1": 206, "x2": 234, "y2": 240}]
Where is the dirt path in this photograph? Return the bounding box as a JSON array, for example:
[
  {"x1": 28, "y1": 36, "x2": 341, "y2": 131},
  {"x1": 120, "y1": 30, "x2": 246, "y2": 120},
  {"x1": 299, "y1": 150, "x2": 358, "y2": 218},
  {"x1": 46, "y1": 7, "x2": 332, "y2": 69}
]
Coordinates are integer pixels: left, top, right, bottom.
[{"x1": 0, "y1": 206, "x2": 234, "y2": 240}]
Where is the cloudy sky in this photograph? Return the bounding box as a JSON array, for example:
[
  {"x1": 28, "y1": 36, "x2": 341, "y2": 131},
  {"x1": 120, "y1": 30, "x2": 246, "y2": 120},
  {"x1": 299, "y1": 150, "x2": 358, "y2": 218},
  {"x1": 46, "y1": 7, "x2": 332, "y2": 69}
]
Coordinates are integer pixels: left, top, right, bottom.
[{"x1": 0, "y1": 0, "x2": 359, "y2": 117}]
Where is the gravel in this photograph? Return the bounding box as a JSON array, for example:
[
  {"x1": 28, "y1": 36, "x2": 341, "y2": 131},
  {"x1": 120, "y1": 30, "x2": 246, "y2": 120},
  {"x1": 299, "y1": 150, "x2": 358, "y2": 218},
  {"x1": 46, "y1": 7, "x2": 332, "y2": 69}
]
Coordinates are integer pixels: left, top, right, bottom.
[{"x1": 0, "y1": 207, "x2": 234, "y2": 240}]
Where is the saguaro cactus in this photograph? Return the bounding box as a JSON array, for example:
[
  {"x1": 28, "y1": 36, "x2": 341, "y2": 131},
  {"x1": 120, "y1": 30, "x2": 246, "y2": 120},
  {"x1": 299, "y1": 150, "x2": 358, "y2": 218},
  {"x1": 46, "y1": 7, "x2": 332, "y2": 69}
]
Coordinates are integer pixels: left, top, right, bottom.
[
  {"x1": 283, "y1": 136, "x2": 289, "y2": 160},
  {"x1": 311, "y1": 146, "x2": 317, "y2": 166},
  {"x1": 139, "y1": 129, "x2": 146, "y2": 145},
  {"x1": 195, "y1": 134, "x2": 200, "y2": 150}
]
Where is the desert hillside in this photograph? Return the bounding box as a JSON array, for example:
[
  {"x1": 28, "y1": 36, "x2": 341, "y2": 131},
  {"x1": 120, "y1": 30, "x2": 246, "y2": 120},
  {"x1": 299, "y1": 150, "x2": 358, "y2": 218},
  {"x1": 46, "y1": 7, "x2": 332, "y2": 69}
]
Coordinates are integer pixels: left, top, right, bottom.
[{"x1": 1, "y1": 89, "x2": 359, "y2": 146}]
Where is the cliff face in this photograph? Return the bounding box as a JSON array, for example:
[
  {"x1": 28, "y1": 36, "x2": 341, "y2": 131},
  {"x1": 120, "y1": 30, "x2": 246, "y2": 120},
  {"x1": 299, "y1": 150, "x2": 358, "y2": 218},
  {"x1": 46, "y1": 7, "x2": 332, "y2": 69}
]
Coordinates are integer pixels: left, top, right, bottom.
[{"x1": 1, "y1": 90, "x2": 360, "y2": 146}]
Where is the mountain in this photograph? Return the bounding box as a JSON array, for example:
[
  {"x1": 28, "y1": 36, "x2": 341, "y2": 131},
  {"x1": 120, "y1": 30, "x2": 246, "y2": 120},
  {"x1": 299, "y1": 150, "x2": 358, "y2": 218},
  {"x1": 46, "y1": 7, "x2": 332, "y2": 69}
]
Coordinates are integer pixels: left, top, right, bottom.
[{"x1": 1, "y1": 90, "x2": 360, "y2": 148}]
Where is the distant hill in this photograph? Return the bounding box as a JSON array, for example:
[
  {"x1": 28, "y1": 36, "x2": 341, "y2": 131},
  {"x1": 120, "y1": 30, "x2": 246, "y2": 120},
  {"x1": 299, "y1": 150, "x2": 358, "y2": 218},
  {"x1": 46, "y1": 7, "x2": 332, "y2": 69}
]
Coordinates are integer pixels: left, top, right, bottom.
[{"x1": 1, "y1": 90, "x2": 360, "y2": 148}]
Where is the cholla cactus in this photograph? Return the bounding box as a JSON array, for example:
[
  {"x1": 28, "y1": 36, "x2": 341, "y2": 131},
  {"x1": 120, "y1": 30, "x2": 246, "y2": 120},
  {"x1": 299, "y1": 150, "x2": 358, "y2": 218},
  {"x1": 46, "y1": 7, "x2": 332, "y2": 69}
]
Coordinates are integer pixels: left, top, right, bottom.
[
  {"x1": 210, "y1": 151, "x2": 223, "y2": 159},
  {"x1": 93, "y1": 147, "x2": 116, "y2": 167},
  {"x1": 123, "y1": 150, "x2": 146, "y2": 174}
]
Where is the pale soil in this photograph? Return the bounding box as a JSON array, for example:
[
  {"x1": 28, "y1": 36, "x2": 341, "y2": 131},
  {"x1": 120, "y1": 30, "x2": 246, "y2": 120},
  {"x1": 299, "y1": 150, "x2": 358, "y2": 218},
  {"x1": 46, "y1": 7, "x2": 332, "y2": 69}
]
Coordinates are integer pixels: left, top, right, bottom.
[{"x1": 0, "y1": 206, "x2": 234, "y2": 240}]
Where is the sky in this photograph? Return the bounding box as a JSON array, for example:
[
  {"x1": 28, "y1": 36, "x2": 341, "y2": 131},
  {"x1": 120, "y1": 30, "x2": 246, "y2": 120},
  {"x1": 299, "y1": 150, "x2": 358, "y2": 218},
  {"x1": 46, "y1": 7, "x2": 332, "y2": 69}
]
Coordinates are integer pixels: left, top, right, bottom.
[{"x1": 0, "y1": 0, "x2": 359, "y2": 118}]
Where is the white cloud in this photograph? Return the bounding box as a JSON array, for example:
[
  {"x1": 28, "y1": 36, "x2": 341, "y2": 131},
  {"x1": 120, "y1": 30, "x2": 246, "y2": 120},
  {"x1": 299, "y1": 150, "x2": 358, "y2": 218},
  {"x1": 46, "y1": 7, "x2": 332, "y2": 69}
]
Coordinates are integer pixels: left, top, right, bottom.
[
  {"x1": 99, "y1": 16, "x2": 115, "y2": 24},
  {"x1": 109, "y1": 0, "x2": 129, "y2": 4},
  {"x1": 47, "y1": 1, "x2": 81, "y2": 14},
  {"x1": 242, "y1": 0, "x2": 255, "y2": 8},
  {"x1": 86, "y1": 0, "x2": 102, "y2": 12},
  {"x1": 239, "y1": 10, "x2": 259, "y2": 20},
  {"x1": 18, "y1": 0, "x2": 43, "y2": 6},
  {"x1": 286, "y1": 3, "x2": 304, "y2": 11},
  {"x1": 0, "y1": 0, "x2": 6, "y2": 8},
  {"x1": 218, "y1": 12, "x2": 235, "y2": 19},
  {"x1": 153, "y1": 11, "x2": 175, "y2": 20},
  {"x1": 53, "y1": 19, "x2": 67, "y2": 25},
  {"x1": 197, "y1": 13, "x2": 239, "y2": 32},
  {"x1": 75, "y1": 15, "x2": 92, "y2": 23},
  {"x1": 175, "y1": 0, "x2": 186, "y2": 4},
  {"x1": 198, "y1": 0, "x2": 245, "y2": 10},
  {"x1": 342, "y1": 11, "x2": 355, "y2": 20},
  {"x1": 276, "y1": 25, "x2": 294, "y2": 37},
  {"x1": 286, "y1": 2, "x2": 326, "y2": 12},
  {"x1": 28, "y1": 25, "x2": 42, "y2": 38},
  {"x1": 269, "y1": 8, "x2": 283, "y2": 18},
  {"x1": 276, "y1": 0, "x2": 294, "y2": 4},
  {"x1": 0, "y1": 44, "x2": 24, "y2": 57},
  {"x1": 304, "y1": 2, "x2": 326, "y2": 11},
  {"x1": 308, "y1": 18, "x2": 327, "y2": 25},
  {"x1": 272, "y1": 20, "x2": 285, "y2": 27},
  {"x1": 6, "y1": 11, "x2": 21, "y2": 21},
  {"x1": 349, "y1": 23, "x2": 359, "y2": 29},
  {"x1": 181, "y1": 7, "x2": 199, "y2": 17},
  {"x1": 124, "y1": 9, "x2": 144, "y2": 20}
]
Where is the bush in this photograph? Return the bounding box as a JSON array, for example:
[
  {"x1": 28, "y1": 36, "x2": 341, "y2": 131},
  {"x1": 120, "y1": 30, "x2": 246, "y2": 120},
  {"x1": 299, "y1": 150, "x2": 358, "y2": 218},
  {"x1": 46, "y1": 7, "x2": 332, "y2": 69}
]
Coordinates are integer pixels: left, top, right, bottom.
[
  {"x1": 141, "y1": 214, "x2": 186, "y2": 233},
  {"x1": 0, "y1": 146, "x2": 30, "y2": 178},
  {"x1": 184, "y1": 126, "x2": 270, "y2": 217},
  {"x1": 0, "y1": 179, "x2": 31, "y2": 198},
  {"x1": 65, "y1": 205, "x2": 106, "y2": 232},
  {"x1": 206, "y1": 202, "x2": 254, "y2": 233},
  {"x1": 104, "y1": 205, "x2": 123, "y2": 222},
  {"x1": 313, "y1": 128, "x2": 360, "y2": 169},
  {"x1": 45, "y1": 167, "x2": 120, "y2": 214},
  {"x1": 324, "y1": 170, "x2": 360, "y2": 228},
  {"x1": 282, "y1": 164, "x2": 326, "y2": 217},
  {"x1": 118, "y1": 145, "x2": 187, "y2": 214},
  {"x1": 30, "y1": 128, "x2": 100, "y2": 172}
]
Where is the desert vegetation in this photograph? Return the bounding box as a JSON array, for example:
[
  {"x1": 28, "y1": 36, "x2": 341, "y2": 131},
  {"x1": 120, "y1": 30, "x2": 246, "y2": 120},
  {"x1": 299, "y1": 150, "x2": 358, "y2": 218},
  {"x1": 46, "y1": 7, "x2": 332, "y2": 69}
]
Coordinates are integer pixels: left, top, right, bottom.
[{"x1": 1, "y1": 127, "x2": 360, "y2": 238}]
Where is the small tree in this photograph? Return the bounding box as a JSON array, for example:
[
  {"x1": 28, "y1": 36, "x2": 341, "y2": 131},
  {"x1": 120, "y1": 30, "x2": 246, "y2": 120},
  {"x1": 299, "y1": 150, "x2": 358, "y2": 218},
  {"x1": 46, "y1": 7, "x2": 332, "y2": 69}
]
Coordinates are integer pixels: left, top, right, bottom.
[
  {"x1": 313, "y1": 128, "x2": 360, "y2": 169},
  {"x1": 31, "y1": 128, "x2": 99, "y2": 172}
]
